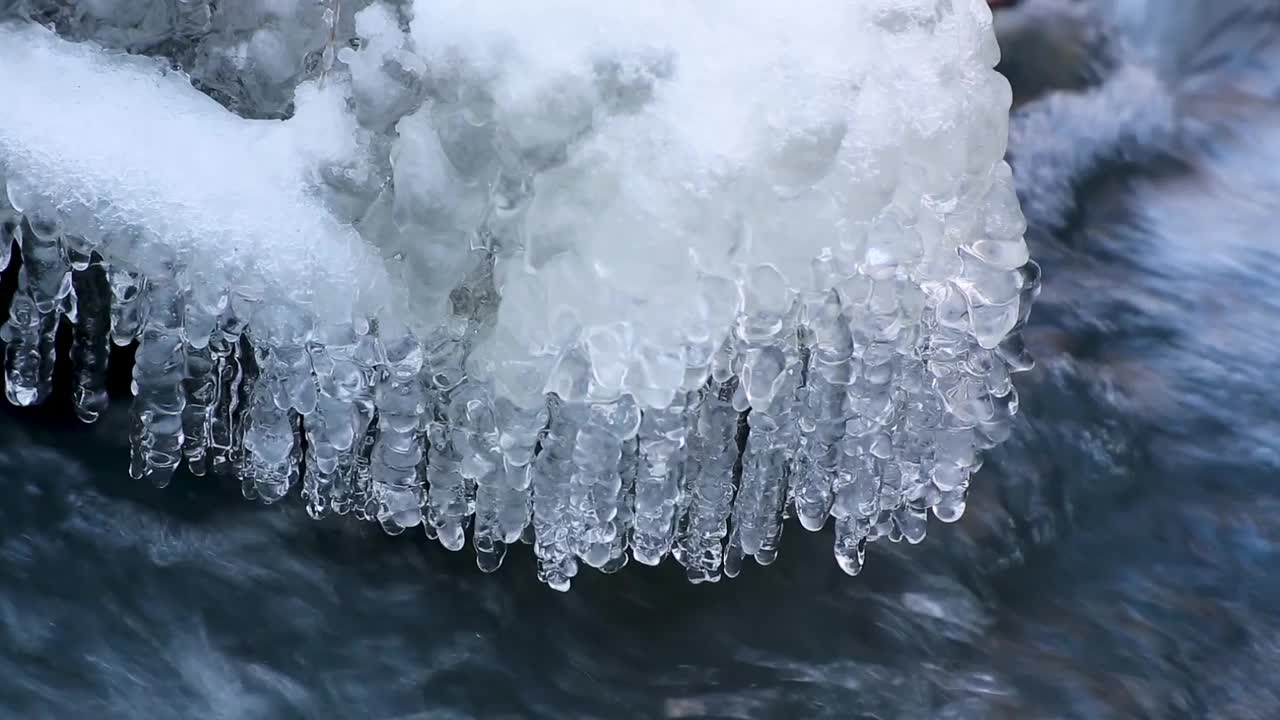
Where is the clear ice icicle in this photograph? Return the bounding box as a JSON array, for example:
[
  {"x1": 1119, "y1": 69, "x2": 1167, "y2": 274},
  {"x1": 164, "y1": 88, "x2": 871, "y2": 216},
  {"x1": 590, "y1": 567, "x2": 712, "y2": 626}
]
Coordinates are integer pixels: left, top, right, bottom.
[
  {"x1": 108, "y1": 267, "x2": 147, "y2": 347},
  {"x1": 675, "y1": 381, "x2": 739, "y2": 583},
  {"x1": 493, "y1": 396, "x2": 546, "y2": 539},
  {"x1": 631, "y1": 392, "x2": 695, "y2": 566},
  {"x1": 422, "y1": 322, "x2": 472, "y2": 548},
  {"x1": 128, "y1": 274, "x2": 187, "y2": 487},
  {"x1": 426, "y1": 390, "x2": 469, "y2": 549},
  {"x1": 725, "y1": 326, "x2": 803, "y2": 576},
  {"x1": 304, "y1": 336, "x2": 372, "y2": 518},
  {"x1": 370, "y1": 336, "x2": 428, "y2": 534},
  {"x1": 1, "y1": 269, "x2": 55, "y2": 407},
  {"x1": 455, "y1": 382, "x2": 507, "y2": 571},
  {"x1": 181, "y1": 342, "x2": 216, "y2": 476},
  {"x1": 240, "y1": 348, "x2": 302, "y2": 503},
  {"x1": 568, "y1": 397, "x2": 640, "y2": 569},
  {"x1": 70, "y1": 259, "x2": 112, "y2": 423},
  {"x1": 206, "y1": 328, "x2": 246, "y2": 478},
  {"x1": 790, "y1": 292, "x2": 852, "y2": 531},
  {"x1": 2, "y1": 218, "x2": 71, "y2": 407},
  {"x1": 532, "y1": 396, "x2": 579, "y2": 591}
]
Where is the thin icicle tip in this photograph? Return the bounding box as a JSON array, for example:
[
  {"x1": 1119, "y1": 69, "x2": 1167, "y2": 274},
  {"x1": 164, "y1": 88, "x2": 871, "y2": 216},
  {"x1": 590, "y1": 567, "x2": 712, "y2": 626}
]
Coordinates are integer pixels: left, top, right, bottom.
[{"x1": 0, "y1": 0, "x2": 1036, "y2": 590}]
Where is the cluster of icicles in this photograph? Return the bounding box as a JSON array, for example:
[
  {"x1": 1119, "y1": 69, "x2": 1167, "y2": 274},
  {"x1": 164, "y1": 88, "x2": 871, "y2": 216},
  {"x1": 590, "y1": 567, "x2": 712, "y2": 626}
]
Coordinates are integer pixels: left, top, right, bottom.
[{"x1": 0, "y1": 205, "x2": 1037, "y2": 592}]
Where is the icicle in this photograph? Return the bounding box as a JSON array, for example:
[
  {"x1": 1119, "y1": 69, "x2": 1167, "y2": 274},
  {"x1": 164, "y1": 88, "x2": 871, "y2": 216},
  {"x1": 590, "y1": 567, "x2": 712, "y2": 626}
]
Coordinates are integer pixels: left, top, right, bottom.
[
  {"x1": 833, "y1": 515, "x2": 871, "y2": 576},
  {"x1": 62, "y1": 234, "x2": 94, "y2": 273},
  {"x1": 207, "y1": 323, "x2": 246, "y2": 477},
  {"x1": 128, "y1": 269, "x2": 187, "y2": 487},
  {"x1": 604, "y1": 434, "x2": 639, "y2": 573},
  {"x1": 424, "y1": 325, "x2": 471, "y2": 548},
  {"x1": 181, "y1": 342, "x2": 216, "y2": 475},
  {"x1": 567, "y1": 397, "x2": 640, "y2": 569},
  {"x1": 629, "y1": 392, "x2": 695, "y2": 565},
  {"x1": 454, "y1": 381, "x2": 544, "y2": 571},
  {"x1": 830, "y1": 406, "x2": 891, "y2": 562},
  {"x1": 369, "y1": 335, "x2": 427, "y2": 534},
  {"x1": 341, "y1": 329, "x2": 384, "y2": 521},
  {"x1": 2, "y1": 216, "x2": 71, "y2": 407},
  {"x1": 237, "y1": 301, "x2": 320, "y2": 501},
  {"x1": 891, "y1": 360, "x2": 941, "y2": 546},
  {"x1": 240, "y1": 346, "x2": 301, "y2": 503},
  {"x1": 791, "y1": 291, "x2": 854, "y2": 530},
  {"x1": 933, "y1": 485, "x2": 968, "y2": 523},
  {"x1": 235, "y1": 340, "x2": 266, "y2": 500},
  {"x1": 724, "y1": 354, "x2": 801, "y2": 576},
  {"x1": 109, "y1": 267, "x2": 147, "y2": 347},
  {"x1": 532, "y1": 395, "x2": 579, "y2": 591},
  {"x1": 267, "y1": 344, "x2": 318, "y2": 416},
  {"x1": 348, "y1": 331, "x2": 384, "y2": 518},
  {"x1": 23, "y1": 213, "x2": 75, "y2": 320},
  {"x1": 304, "y1": 332, "x2": 372, "y2": 518},
  {"x1": 2, "y1": 269, "x2": 54, "y2": 407},
  {"x1": 351, "y1": 407, "x2": 379, "y2": 521},
  {"x1": 455, "y1": 381, "x2": 507, "y2": 571},
  {"x1": 69, "y1": 258, "x2": 112, "y2": 423},
  {"x1": 493, "y1": 396, "x2": 546, "y2": 540},
  {"x1": 723, "y1": 274, "x2": 803, "y2": 577},
  {"x1": 177, "y1": 279, "x2": 224, "y2": 473},
  {"x1": 425, "y1": 402, "x2": 469, "y2": 548},
  {"x1": 675, "y1": 381, "x2": 737, "y2": 582}
]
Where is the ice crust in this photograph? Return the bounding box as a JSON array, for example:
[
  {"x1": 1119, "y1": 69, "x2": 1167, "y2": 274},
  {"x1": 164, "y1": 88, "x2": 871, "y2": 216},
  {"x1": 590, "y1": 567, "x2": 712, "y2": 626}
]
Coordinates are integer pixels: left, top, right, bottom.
[{"x1": 0, "y1": 0, "x2": 1038, "y2": 590}]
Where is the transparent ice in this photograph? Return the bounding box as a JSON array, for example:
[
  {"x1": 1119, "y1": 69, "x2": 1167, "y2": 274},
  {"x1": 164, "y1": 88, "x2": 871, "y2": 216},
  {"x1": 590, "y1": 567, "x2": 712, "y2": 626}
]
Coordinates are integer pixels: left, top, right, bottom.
[{"x1": 0, "y1": 0, "x2": 1038, "y2": 590}]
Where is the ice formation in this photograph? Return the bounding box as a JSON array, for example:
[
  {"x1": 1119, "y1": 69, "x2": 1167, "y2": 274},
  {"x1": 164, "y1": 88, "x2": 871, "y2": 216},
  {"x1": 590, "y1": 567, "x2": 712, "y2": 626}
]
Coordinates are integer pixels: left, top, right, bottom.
[{"x1": 0, "y1": 0, "x2": 1038, "y2": 590}]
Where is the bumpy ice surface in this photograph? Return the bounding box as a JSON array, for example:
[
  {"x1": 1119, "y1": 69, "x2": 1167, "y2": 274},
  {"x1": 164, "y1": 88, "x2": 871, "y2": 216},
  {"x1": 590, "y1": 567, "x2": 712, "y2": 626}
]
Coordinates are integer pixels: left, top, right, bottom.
[{"x1": 0, "y1": 0, "x2": 1038, "y2": 590}]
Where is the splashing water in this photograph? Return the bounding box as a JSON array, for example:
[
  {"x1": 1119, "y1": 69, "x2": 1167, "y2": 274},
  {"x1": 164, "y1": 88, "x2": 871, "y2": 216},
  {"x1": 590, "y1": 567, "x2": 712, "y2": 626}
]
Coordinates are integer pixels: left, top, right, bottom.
[{"x1": 0, "y1": 0, "x2": 1038, "y2": 590}]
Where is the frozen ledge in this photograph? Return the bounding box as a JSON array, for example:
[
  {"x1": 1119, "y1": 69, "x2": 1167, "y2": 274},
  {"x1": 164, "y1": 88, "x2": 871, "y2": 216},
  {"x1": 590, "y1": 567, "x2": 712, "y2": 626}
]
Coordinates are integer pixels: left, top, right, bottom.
[{"x1": 0, "y1": 0, "x2": 1037, "y2": 590}]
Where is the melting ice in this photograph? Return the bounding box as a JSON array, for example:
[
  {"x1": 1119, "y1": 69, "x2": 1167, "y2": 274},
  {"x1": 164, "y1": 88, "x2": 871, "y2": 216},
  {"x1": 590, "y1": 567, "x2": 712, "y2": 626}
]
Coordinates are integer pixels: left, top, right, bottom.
[{"x1": 0, "y1": 0, "x2": 1038, "y2": 590}]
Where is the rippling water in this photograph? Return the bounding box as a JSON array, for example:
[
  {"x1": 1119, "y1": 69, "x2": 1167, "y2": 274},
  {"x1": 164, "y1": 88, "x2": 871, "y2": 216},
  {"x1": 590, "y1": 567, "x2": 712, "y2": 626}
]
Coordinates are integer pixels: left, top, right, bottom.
[{"x1": 4, "y1": 14, "x2": 1280, "y2": 720}]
